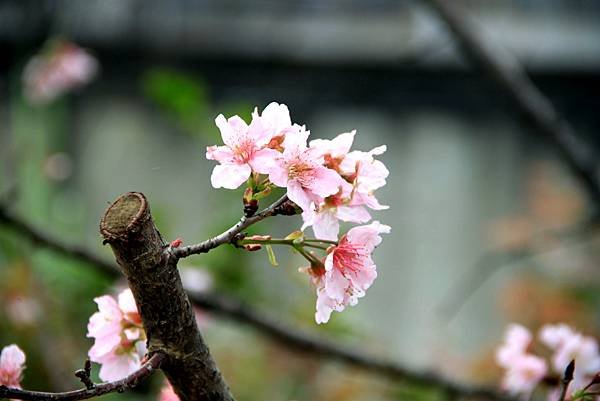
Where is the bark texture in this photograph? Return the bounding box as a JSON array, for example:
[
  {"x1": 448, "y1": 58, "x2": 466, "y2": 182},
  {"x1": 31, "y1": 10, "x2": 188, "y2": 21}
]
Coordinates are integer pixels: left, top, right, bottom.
[{"x1": 100, "y1": 192, "x2": 235, "y2": 401}]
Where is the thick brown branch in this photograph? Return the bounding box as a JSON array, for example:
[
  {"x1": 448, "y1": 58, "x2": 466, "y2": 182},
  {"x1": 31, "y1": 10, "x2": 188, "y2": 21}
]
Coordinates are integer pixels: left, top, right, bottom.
[
  {"x1": 173, "y1": 194, "x2": 292, "y2": 258},
  {"x1": 0, "y1": 202, "x2": 513, "y2": 400},
  {"x1": 99, "y1": 192, "x2": 234, "y2": 401},
  {"x1": 0, "y1": 352, "x2": 164, "y2": 401},
  {"x1": 425, "y1": 0, "x2": 600, "y2": 205}
]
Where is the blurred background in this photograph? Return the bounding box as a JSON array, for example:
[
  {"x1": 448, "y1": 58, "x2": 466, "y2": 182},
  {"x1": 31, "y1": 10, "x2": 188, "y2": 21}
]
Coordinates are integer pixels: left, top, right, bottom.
[{"x1": 1, "y1": 0, "x2": 600, "y2": 400}]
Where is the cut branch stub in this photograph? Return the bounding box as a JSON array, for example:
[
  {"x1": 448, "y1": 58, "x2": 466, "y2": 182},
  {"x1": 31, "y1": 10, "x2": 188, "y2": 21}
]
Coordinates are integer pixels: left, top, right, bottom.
[{"x1": 100, "y1": 192, "x2": 235, "y2": 401}]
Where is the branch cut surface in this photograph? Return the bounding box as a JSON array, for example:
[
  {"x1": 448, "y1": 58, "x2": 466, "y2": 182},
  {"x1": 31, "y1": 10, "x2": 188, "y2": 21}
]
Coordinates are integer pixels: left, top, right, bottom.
[{"x1": 100, "y1": 192, "x2": 235, "y2": 401}]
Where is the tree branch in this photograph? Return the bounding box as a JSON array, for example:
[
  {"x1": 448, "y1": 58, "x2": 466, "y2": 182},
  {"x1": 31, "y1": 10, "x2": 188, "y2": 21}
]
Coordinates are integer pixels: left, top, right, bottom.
[
  {"x1": 438, "y1": 215, "x2": 599, "y2": 323},
  {"x1": 99, "y1": 192, "x2": 234, "y2": 401},
  {"x1": 424, "y1": 0, "x2": 600, "y2": 205},
  {"x1": 172, "y1": 194, "x2": 293, "y2": 259},
  {"x1": 0, "y1": 202, "x2": 515, "y2": 401},
  {"x1": 186, "y1": 290, "x2": 515, "y2": 401},
  {"x1": 0, "y1": 352, "x2": 165, "y2": 401}
]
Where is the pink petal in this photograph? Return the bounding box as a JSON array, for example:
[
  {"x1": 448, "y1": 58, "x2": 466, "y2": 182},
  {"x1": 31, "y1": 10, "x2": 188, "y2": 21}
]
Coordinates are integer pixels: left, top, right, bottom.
[
  {"x1": 346, "y1": 221, "x2": 390, "y2": 252},
  {"x1": 94, "y1": 295, "x2": 121, "y2": 319},
  {"x1": 267, "y1": 160, "x2": 289, "y2": 188},
  {"x1": 118, "y1": 289, "x2": 138, "y2": 315},
  {"x1": 0, "y1": 344, "x2": 26, "y2": 372},
  {"x1": 336, "y1": 205, "x2": 371, "y2": 223},
  {"x1": 206, "y1": 145, "x2": 235, "y2": 163},
  {"x1": 309, "y1": 130, "x2": 355, "y2": 157},
  {"x1": 97, "y1": 353, "x2": 141, "y2": 382},
  {"x1": 248, "y1": 148, "x2": 280, "y2": 174},
  {"x1": 259, "y1": 102, "x2": 292, "y2": 133},
  {"x1": 311, "y1": 209, "x2": 340, "y2": 241},
  {"x1": 214, "y1": 115, "x2": 237, "y2": 148},
  {"x1": 287, "y1": 180, "x2": 313, "y2": 212},
  {"x1": 315, "y1": 288, "x2": 336, "y2": 324},
  {"x1": 309, "y1": 167, "x2": 343, "y2": 198},
  {"x1": 324, "y1": 268, "x2": 349, "y2": 302},
  {"x1": 247, "y1": 115, "x2": 271, "y2": 147},
  {"x1": 210, "y1": 163, "x2": 251, "y2": 189},
  {"x1": 348, "y1": 263, "x2": 377, "y2": 291},
  {"x1": 282, "y1": 129, "x2": 310, "y2": 155}
]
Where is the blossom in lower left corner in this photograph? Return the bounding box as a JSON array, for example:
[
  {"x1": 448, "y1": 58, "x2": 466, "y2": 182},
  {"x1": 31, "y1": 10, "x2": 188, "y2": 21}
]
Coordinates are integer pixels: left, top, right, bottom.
[
  {"x1": 0, "y1": 344, "x2": 26, "y2": 388},
  {"x1": 87, "y1": 288, "x2": 147, "y2": 382}
]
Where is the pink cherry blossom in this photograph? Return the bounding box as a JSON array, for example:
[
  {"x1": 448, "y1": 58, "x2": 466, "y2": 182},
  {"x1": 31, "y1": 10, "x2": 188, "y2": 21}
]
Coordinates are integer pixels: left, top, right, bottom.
[
  {"x1": 340, "y1": 145, "x2": 389, "y2": 209},
  {"x1": 496, "y1": 325, "x2": 547, "y2": 397},
  {"x1": 253, "y1": 103, "x2": 293, "y2": 140},
  {"x1": 23, "y1": 40, "x2": 98, "y2": 104},
  {"x1": 540, "y1": 324, "x2": 600, "y2": 391},
  {"x1": 159, "y1": 381, "x2": 180, "y2": 401},
  {"x1": 301, "y1": 132, "x2": 389, "y2": 239},
  {"x1": 500, "y1": 354, "x2": 547, "y2": 396},
  {"x1": 268, "y1": 129, "x2": 345, "y2": 212},
  {"x1": 307, "y1": 221, "x2": 390, "y2": 324},
  {"x1": 87, "y1": 288, "x2": 147, "y2": 382},
  {"x1": 301, "y1": 187, "x2": 371, "y2": 241},
  {"x1": 496, "y1": 324, "x2": 533, "y2": 368},
  {"x1": 0, "y1": 344, "x2": 26, "y2": 388},
  {"x1": 206, "y1": 113, "x2": 280, "y2": 189}
]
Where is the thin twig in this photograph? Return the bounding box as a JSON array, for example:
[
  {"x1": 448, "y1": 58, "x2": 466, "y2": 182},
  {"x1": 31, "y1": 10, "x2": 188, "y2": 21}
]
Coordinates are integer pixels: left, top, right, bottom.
[
  {"x1": 424, "y1": 0, "x2": 600, "y2": 205},
  {"x1": 0, "y1": 352, "x2": 165, "y2": 401},
  {"x1": 172, "y1": 194, "x2": 291, "y2": 258},
  {"x1": 0, "y1": 203, "x2": 514, "y2": 401}
]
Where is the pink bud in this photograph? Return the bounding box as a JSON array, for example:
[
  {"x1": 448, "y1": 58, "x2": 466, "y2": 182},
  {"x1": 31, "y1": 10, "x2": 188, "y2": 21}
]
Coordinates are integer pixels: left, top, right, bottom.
[{"x1": 170, "y1": 238, "x2": 183, "y2": 248}]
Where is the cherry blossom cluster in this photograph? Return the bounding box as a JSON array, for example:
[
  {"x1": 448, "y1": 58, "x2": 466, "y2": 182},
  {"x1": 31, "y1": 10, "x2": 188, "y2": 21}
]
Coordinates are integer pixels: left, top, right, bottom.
[
  {"x1": 86, "y1": 288, "x2": 146, "y2": 382},
  {"x1": 22, "y1": 39, "x2": 98, "y2": 105},
  {"x1": 207, "y1": 102, "x2": 390, "y2": 323},
  {"x1": 496, "y1": 323, "x2": 600, "y2": 400},
  {"x1": 0, "y1": 344, "x2": 26, "y2": 389}
]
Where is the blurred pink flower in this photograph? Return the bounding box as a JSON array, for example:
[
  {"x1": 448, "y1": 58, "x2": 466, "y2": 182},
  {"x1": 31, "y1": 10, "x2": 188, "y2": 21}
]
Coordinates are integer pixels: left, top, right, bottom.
[
  {"x1": 540, "y1": 324, "x2": 600, "y2": 391},
  {"x1": 496, "y1": 324, "x2": 547, "y2": 397},
  {"x1": 268, "y1": 129, "x2": 344, "y2": 212},
  {"x1": 308, "y1": 221, "x2": 390, "y2": 324},
  {"x1": 159, "y1": 381, "x2": 180, "y2": 401},
  {"x1": 87, "y1": 288, "x2": 146, "y2": 382},
  {"x1": 501, "y1": 354, "x2": 547, "y2": 396},
  {"x1": 207, "y1": 114, "x2": 280, "y2": 189},
  {"x1": 23, "y1": 40, "x2": 98, "y2": 104},
  {"x1": 496, "y1": 324, "x2": 533, "y2": 367},
  {"x1": 0, "y1": 344, "x2": 26, "y2": 388}
]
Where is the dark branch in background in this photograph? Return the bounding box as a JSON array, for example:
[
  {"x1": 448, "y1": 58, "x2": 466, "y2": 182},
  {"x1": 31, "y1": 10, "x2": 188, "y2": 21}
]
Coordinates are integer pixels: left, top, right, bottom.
[
  {"x1": 0, "y1": 202, "x2": 515, "y2": 401},
  {"x1": 0, "y1": 352, "x2": 165, "y2": 401},
  {"x1": 188, "y1": 290, "x2": 515, "y2": 401},
  {"x1": 438, "y1": 216, "x2": 600, "y2": 323},
  {"x1": 0, "y1": 205, "x2": 116, "y2": 276},
  {"x1": 424, "y1": 0, "x2": 600, "y2": 205}
]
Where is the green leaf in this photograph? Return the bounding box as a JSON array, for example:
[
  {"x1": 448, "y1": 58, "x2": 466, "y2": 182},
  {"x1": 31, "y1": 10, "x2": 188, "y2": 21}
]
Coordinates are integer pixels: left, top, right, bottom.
[
  {"x1": 285, "y1": 230, "x2": 304, "y2": 241},
  {"x1": 265, "y1": 245, "x2": 278, "y2": 267}
]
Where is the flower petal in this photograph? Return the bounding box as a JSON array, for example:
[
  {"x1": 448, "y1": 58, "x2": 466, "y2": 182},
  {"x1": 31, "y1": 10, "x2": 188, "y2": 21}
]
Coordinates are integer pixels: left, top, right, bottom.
[{"x1": 210, "y1": 163, "x2": 251, "y2": 189}]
